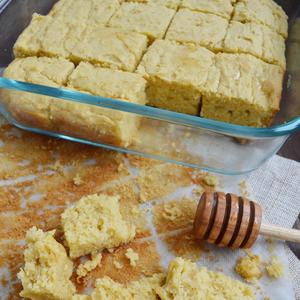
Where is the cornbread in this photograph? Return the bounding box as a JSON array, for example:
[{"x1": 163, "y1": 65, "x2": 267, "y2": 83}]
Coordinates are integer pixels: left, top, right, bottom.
[
  {"x1": 50, "y1": 62, "x2": 146, "y2": 146},
  {"x1": 76, "y1": 252, "x2": 102, "y2": 279},
  {"x1": 61, "y1": 194, "x2": 136, "y2": 258},
  {"x1": 125, "y1": 248, "x2": 139, "y2": 267},
  {"x1": 137, "y1": 40, "x2": 214, "y2": 115},
  {"x1": 201, "y1": 53, "x2": 284, "y2": 127},
  {"x1": 125, "y1": 0, "x2": 181, "y2": 9},
  {"x1": 165, "y1": 9, "x2": 229, "y2": 52},
  {"x1": 156, "y1": 257, "x2": 254, "y2": 299},
  {"x1": 108, "y1": 3, "x2": 175, "y2": 41},
  {"x1": 235, "y1": 254, "x2": 262, "y2": 282},
  {"x1": 266, "y1": 256, "x2": 284, "y2": 279},
  {"x1": 224, "y1": 21, "x2": 286, "y2": 69},
  {"x1": 70, "y1": 27, "x2": 148, "y2": 71},
  {"x1": 233, "y1": 0, "x2": 288, "y2": 38},
  {"x1": 0, "y1": 57, "x2": 74, "y2": 130},
  {"x1": 17, "y1": 227, "x2": 75, "y2": 300},
  {"x1": 180, "y1": 0, "x2": 234, "y2": 19}
]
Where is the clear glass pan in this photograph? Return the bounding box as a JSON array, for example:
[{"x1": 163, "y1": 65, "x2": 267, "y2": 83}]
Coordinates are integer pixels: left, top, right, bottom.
[{"x1": 0, "y1": 0, "x2": 300, "y2": 175}]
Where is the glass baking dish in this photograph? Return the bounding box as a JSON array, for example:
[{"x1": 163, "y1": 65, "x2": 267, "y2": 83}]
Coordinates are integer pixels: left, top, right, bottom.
[{"x1": 0, "y1": 0, "x2": 300, "y2": 175}]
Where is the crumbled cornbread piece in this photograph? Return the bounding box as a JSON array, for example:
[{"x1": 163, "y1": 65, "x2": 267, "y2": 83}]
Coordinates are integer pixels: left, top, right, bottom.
[
  {"x1": 76, "y1": 252, "x2": 102, "y2": 279},
  {"x1": 202, "y1": 53, "x2": 284, "y2": 127},
  {"x1": 162, "y1": 202, "x2": 182, "y2": 221},
  {"x1": 203, "y1": 173, "x2": 219, "y2": 187},
  {"x1": 266, "y1": 256, "x2": 284, "y2": 279},
  {"x1": 156, "y1": 257, "x2": 254, "y2": 299},
  {"x1": 165, "y1": 9, "x2": 229, "y2": 52},
  {"x1": 61, "y1": 194, "x2": 136, "y2": 258},
  {"x1": 181, "y1": 0, "x2": 234, "y2": 19},
  {"x1": 91, "y1": 274, "x2": 164, "y2": 299},
  {"x1": 71, "y1": 27, "x2": 148, "y2": 71},
  {"x1": 73, "y1": 173, "x2": 83, "y2": 186},
  {"x1": 125, "y1": 248, "x2": 139, "y2": 267},
  {"x1": 17, "y1": 227, "x2": 76, "y2": 300},
  {"x1": 125, "y1": 0, "x2": 181, "y2": 9},
  {"x1": 233, "y1": 0, "x2": 288, "y2": 38},
  {"x1": 113, "y1": 260, "x2": 124, "y2": 269},
  {"x1": 224, "y1": 21, "x2": 286, "y2": 69},
  {"x1": 239, "y1": 180, "x2": 250, "y2": 197},
  {"x1": 50, "y1": 62, "x2": 147, "y2": 147},
  {"x1": 137, "y1": 40, "x2": 214, "y2": 115},
  {"x1": 72, "y1": 294, "x2": 91, "y2": 300},
  {"x1": 49, "y1": 0, "x2": 120, "y2": 26},
  {"x1": 1, "y1": 57, "x2": 74, "y2": 130},
  {"x1": 235, "y1": 254, "x2": 262, "y2": 283},
  {"x1": 109, "y1": 3, "x2": 175, "y2": 41}
]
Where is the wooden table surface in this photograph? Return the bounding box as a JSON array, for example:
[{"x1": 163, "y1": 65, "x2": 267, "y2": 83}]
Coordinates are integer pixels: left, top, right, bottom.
[{"x1": 278, "y1": 131, "x2": 300, "y2": 258}]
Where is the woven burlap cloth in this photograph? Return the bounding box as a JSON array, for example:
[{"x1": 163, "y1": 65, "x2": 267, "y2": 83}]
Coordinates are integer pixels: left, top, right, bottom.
[{"x1": 246, "y1": 155, "x2": 300, "y2": 298}]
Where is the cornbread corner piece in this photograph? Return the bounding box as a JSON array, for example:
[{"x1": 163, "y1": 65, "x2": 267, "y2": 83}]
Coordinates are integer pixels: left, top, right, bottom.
[
  {"x1": 166, "y1": 9, "x2": 229, "y2": 52},
  {"x1": 17, "y1": 227, "x2": 76, "y2": 300},
  {"x1": 201, "y1": 53, "x2": 284, "y2": 127},
  {"x1": 48, "y1": 0, "x2": 120, "y2": 26},
  {"x1": 125, "y1": 0, "x2": 181, "y2": 9},
  {"x1": 233, "y1": 0, "x2": 288, "y2": 38},
  {"x1": 0, "y1": 57, "x2": 74, "y2": 130},
  {"x1": 91, "y1": 274, "x2": 164, "y2": 299},
  {"x1": 71, "y1": 27, "x2": 148, "y2": 71},
  {"x1": 136, "y1": 40, "x2": 215, "y2": 115},
  {"x1": 156, "y1": 257, "x2": 254, "y2": 299},
  {"x1": 61, "y1": 194, "x2": 136, "y2": 258},
  {"x1": 108, "y1": 2, "x2": 175, "y2": 41},
  {"x1": 180, "y1": 0, "x2": 234, "y2": 19},
  {"x1": 50, "y1": 62, "x2": 146, "y2": 146},
  {"x1": 224, "y1": 21, "x2": 286, "y2": 69}
]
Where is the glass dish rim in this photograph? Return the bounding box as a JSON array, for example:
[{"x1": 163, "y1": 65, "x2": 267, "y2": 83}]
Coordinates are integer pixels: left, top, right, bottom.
[{"x1": 0, "y1": 77, "x2": 300, "y2": 138}]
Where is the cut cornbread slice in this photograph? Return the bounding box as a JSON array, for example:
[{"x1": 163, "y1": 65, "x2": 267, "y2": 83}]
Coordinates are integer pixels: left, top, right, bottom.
[
  {"x1": 91, "y1": 274, "x2": 164, "y2": 299},
  {"x1": 124, "y1": 0, "x2": 181, "y2": 9},
  {"x1": 50, "y1": 62, "x2": 146, "y2": 146},
  {"x1": 180, "y1": 0, "x2": 234, "y2": 19},
  {"x1": 201, "y1": 53, "x2": 284, "y2": 127},
  {"x1": 156, "y1": 257, "x2": 254, "y2": 299},
  {"x1": 233, "y1": 0, "x2": 288, "y2": 38},
  {"x1": 108, "y1": 3, "x2": 175, "y2": 41},
  {"x1": 224, "y1": 21, "x2": 286, "y2": 69},
  {"x1": 0, "y1": 57, "x2": 74, "y2": 130},
  {"x1": 71, "y1": 27, "x2": 148, "y2": 71},
  {"x1": 17, "y1": 227, "x2": 75, "y2": 300},
  {"x1": 165, "y1": 9, "x2": 229, "y2": 52},
  {"x1": 136, "y1": 40, "x2": 214, "y2": 115},
  {"x1": 61, "y1": 194, "x2": 136, "y2": 258},
  {"x1": 48, "y1": 0, "x2": 120, "y2": 26}
]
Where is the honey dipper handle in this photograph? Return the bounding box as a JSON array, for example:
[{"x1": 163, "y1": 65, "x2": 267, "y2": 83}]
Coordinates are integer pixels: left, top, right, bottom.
[{"x1": 260, "y1": 223, "x2": 300, "y2": 243}]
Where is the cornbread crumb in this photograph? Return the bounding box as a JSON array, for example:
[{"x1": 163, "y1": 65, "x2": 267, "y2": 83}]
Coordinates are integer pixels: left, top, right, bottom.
[
  {"x1": 73, "y1": 173, "x2": 83, "y2": 186},
  {"x1": 235, "y1": 254, "x2": 262, "y2": 283},
  {"x1": 125, "y1": 248, "x2": 139, "y2": 267},
  {"x1": 17, "y1": 227, "x2": 75, "y2": 300},
  {"x1": 50, "y1": 160, "x2": 64, "y2": 173},
  {"x1": 203, "y1": 174, "x2": 219, "y2": 187},
  {"x1": 109, "y1": 3, "x2": 175, "y2": 41},
  {"x1": 61, "y1": 194, "x2": 136, "y2": 258},
  {"x1": 156, "y1": 257, "x2": 254, "y2": 299},
  {"x1": 266, "y1": 256, "x2": 284, "y2": 279},
  {"x1": 72, "y1": 294, "x2": 91, "y2": 300},
  {"x1": 239, "y1": 180, "x2": 250, "y2": 197},
  {"x1": 137, "y1": 40, "x2": 214, "y2": 115},
  {"x1": 162, "y1": 202, "x2": 182, "y2": 221},
  {"x1": 76, "y1": 252, "x2": 102, "y2": 279},
  {"x1": 166, "y1": 9, "x2": 228, "y2": 52},
  {"x1": 113, "y1": 260, "x2": 124, "y2": 269}
]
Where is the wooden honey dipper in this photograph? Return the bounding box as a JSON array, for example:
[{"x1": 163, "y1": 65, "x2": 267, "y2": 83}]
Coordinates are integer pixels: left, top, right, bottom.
[{"x1": 193, "y1": 192, "x2": 300, "y2": 248}]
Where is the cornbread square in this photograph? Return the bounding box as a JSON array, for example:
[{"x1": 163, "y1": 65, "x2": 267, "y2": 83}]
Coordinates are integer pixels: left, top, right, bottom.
[
  {"x1": 50, "y1": 62, "x2": 146, "y2": 146},
  {"x1": 124, "y1": 0, "x2": 181, "y2": 9},
  {"x1": 180, "y1": 0, "x2": 234, "y2": 19},
  {"x1": 165, "y1": 9, "x2": 229, "y2": 52},
  {"x1": 61, "y1": 194, "x2": 136, "y2": 258},
  {"x1": 49, "y1": 0, "x2": 120, "y2": 26},
  {"x1": 201, "y1": 53, "x2": 284, "y2": 127},
  {"x1": 71, "y1": 27, "x2": 148, "y2": 71},
  {"x1": 224, "y1": 21, "x2": 286, "y2": 69},
  {"x1": 233, "y1": 0, "x2": 288, "y2": 38},
  {"x1": 156, "y1": 258, "x2": 254, "y2": 299},
  {"x1": 137, "y1": 40, "x2": 214, "y2": 115},
  {"x1": 108, "y1": 3, "x2": 175, "y2": 41},
  {"x1": 17, "y1": 227, "x2": 75, "y2": 300},
  {"x1": 0, "y1": 57, "x2": 74, "y2": 130}
]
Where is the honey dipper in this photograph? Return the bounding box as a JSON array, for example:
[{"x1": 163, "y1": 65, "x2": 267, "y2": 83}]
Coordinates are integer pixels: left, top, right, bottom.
[{"x1": 193, "y1": 192, "x2": 300, "y2": 248}]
